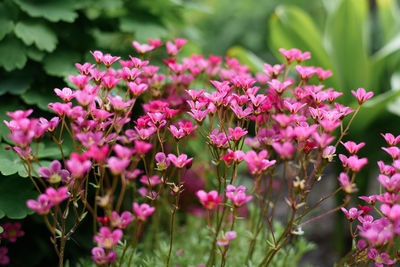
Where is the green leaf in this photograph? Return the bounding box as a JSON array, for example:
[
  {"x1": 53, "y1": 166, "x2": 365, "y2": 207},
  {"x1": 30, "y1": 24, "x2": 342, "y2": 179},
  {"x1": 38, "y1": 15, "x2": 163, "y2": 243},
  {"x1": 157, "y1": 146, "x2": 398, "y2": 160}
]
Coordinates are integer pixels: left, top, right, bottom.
[
  {"x1": 325, "y1": 0, "x2": 370, "y2": 95},
  {"x1": 226, "y1": 46, "x2": 264, "y2": 73},
  {"x1": 0, "y1": 35, "x2": 28, "y2": 71},
  {"x1": 26, "y1": 46, "x2": 46, "y2": 62},
  {"x1": 13, "y1": 0, "x2": 79, "y2": 23},
  {"x1": 0, "y1": 71, "x2": 31, "y2": 96},
  {"x1": 0, "y1": 175, "x2": 37, "y2": 219},
  {"x1": 268, "y1": 6, "x2": 334, "y2": 72},
  {"x1": 0, "y1": 226, "x2": 3, "y2": 234},
  {"x1": 377, "y1": 0, "x2": 400, "y2": 43},
  {"x1": 0, "y1": 18, "x2": 14, "y2": 41},
  {"x1": 14, "y1": 21, "x2": 58, "y2": 52},
  {"x1": 21, "y1": 87, "x2": 58, "y2": 111},
  {"x1": 119, "y1": 17, "x2": 167, "y2": 43},
  {"x1": 43, "y1": 50, "x2": 80, "y2": 78},
  {"x1": 371, "y1": 33, "x2": 400, "y2": 62}
]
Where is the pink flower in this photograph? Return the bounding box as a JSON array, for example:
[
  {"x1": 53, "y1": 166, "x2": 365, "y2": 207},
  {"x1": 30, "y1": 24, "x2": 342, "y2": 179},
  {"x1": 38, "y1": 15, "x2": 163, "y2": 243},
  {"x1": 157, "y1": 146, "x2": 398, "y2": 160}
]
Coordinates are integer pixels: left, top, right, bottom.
[
  {"x1": 351, "y1": 88, "x2": 374, "y2": 105},
  {"x1": 228, "y1": 127, "x2": 248, "y2": 141},
  {"x1": 90, "y1": 50, "x2": 103, "y2": 64},
  {"x1": 148, "y1": 38, "x2": 163, "y2": 49},
  {"x1": 196, "y1": 190, "x2": 222, "y2": 210},
  {"x1": 245, "y1": 150, "x2": 276, "y2": 176},
  {"x1": 133, "y1": 202, "x2": 155, "y2": 221},
  {"x1": 1, "y1": 223, "x2": 24, "y2": 242},
  {"x1": 339, "y1": 154, "x2": 368, "y2": 172},
  {"x1": 381, "y1": 204, "x2": 400, "y2": 221},
  {"x1": 93, "y1": 227, "x2": 123, "y2": 249},
  {"x1": 367, "y1": 249, "x2": 394, "y2": 267},
  {"x1": 315, "y1": 67, "x2": 332, "y2": 81},
  {"x1": 45, "y1": 186, "x2": 69, "y2": 205},
  {"x1": 132, "y1": 41, "x2": 154, "y2": 54},
  {"x1": 169, "y1": 125, "x2": 185, "y2": 140},
  {"x1": 38, "y1": 160, "x2": 70, "y2": 184},
  {"x1": 69, "y1": 74, "x2": 90, "y2": 89},
  {"x1": 91, "y1": 247, "x2": 117, "y2": 265},
  {"x1": 66, "y1": 153, "x2": 92, "y2": 178},
  {"x1": 113, "y1": 144, "x2": 134, "y2": 159},
  {"x1": 155, "y1": 152, "x2": 170, "y2": 171},
  {"x1": 341, "y1": 207, "x2": 362, "y2": 221},
  {"x1": 101, "y1": 54, "x2": 120, "y2": 67},
  {"x1": 107, "y1": 157, "x2": 130, "y2": 175},
  {"x1": 226, "y1": 185, "x2": 253, "y2": 207},
  {"x1": 341, "y1": 141, "x2": 365, "y2": 155},
  {"x1": 140, "y1": 175, "x2": 161, "y2": 187},
  {"x1": 0, "y1": 247, "x2": 9, "y2": 265},
  {"x1": 381, "y1": 146, "x2": 400, "y2": 159},
  {"x1": 168, "y1": 153, "x2": 193, "y2": 168},
  {"x1": 338, "y1": 173, "x2": 356, "y2": 194},
  {"x1": 381, "y1": 133, "x2": 400, "y2": 146},
  {"x1": 54, "y1": 87, "x2": 75, "y2": 102},
  {"x1": 134, "y1": 140, "x2": 153, "y2": 156},
  {"x1": 216, "y1": 231, "x2": 237, "y2": 246},
  {"x1": 111, "y1": 211, "x2": 134, "y2": 229},
  {"x1": 26, "y1": 194, "x2": 53, "y2": 215},
  {"x1": 128, "y1": 82, "x2": 148, "y2": 97},
  {"x1": 378, "y1": 174, "x2": 400, "y2": 192},
  {"x1": 272, "y1": 141, "x2": 296, "y2": 160}
]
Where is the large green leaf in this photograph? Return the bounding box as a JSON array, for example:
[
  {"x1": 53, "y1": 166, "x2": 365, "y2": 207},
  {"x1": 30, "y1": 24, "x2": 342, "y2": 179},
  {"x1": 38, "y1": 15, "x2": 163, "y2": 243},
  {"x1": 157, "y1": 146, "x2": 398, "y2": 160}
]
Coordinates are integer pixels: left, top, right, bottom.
[
  {"x1": 119, "y1": 17, "x2": 168, "y2": 43},
  {"x1": 13, "y1": 0, "x2": 79, "y2": 23},
  {"x1": 324, "y1": 0, "x2": 370, "y2": 95},
  {"x1": 0, "y1": 35, "x2": 27, "y2": 71},
  {"x1": 376, "y1": 0, "x2": 400, "y2": 43},
  {"x1": 226, "y1": 46, "x2": 264, "y2": 73},
  {"x1": 43, "y1": 50, "x2": 80, "y2": 78},
  {"x1": 268, "y1": 6, "x2": 333, "y2": 71},
  {"x1": 371, "y1": 33, "x2": 400, "y2": 62},
  {"x1": 0, "y1": 18, "x2": 14, "y2": 41},
  {"x1": 14, "y1": 21, "x2": 58, "y2": 52},
  {"x1": 0, "y1": 175, "x2": 37, "y2": 219}
]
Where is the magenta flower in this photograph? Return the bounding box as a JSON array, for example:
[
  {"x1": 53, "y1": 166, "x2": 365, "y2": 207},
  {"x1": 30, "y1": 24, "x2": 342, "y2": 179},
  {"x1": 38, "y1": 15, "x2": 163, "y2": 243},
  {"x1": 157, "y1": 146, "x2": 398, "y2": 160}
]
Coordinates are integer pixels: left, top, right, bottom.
[
  {"x1": 39, "y1": 117, "x2": 60, "y2": 133},
  {"x1": 338, "y1": 173, "x2": 356, "y2": 194},
  {"x1": 351, "y1": 88, "x2": 374, "y2": 105},
  {"x1": 108, "y1": 95, "x2": 133, "y2": 111},
  {"x1": 0, "y1": 247, "x2": 10, "y2": 265},
  {"x1": 228, "y1": 127, "x2": 248, "y2": 141},
  {"x1": 339, "y1": 154, "x2": 368, "y2": 172},
  {"x1": 244, "y1": 150, "x2": 276, "y2": 176},
  {"x1": 140, "y1": 175, "x2": 161, "y2": 187},
  {"x1": 6, "y1": 109, "x2": 33, "y2": 120},
  {"x1": 272, "y1": 141, "x2": 296, "y2": 160},
  {"x1": 381, "y1": 133, "x2": 400, "y2": 146},
  {"x1": 134, "y1": 140, "x2": 153, "y2": 156},
  {"x1": 196, "y1": 190, "x2": 222, "y2": 210},
  {"x1": 367, "y1": 249, "x2": 394, "y2": 267},
  {"x1": 1, "y1": 222, "x2": 24, "y2": 242},
  {"x1": 378, "y1": 174, "x2": 400, "y2": 192},
  {"x1": 216, "y1": 231, "x2": 237, "y2": 246},
  {"x1": 132, "y1": 202, "x2": 155, "y2": 221},
  {"x1": 38, "y1": 160, "x2": 70, "y2": 184},
  {"x1": 381, "y1": 204, "x2": 400, "y2": 221},
  {"x1": 113, "y1": 144, "x2": 134, "y2": 159},
  {"x1": 155, "y1": 152, "x2": 170, "y2": 171},
  {"x1": 45, "y1": 186, "x2": 69, "y2": 205},
  {"x1": 26, "y1": 194, "x2": 53, "y2": 215},
  {"x1": 54, "y1": 87, "x2": 75, "y2": 102},
  {"x1": 91, "y1": 247, "x2": 117, "y2": 265},
  {"x1": 341, "y1": 207, "x2": 362, "y2": 222},
  {"x1": 168, "y1": 153, "x2": 193, "y2": 168},
  {"x1": 93, "y1": 227, "x2": 123, "y2": 249},
  {"x1": 132, "y1": 41, "x2": 154, "y2": 54},
  {"x1": 90, "y1": 50, "x2": 103, "y2": 63},
  {"x1": 101, "y1": 54, "x2": 120, "y2": 67},
  {"x1": 169, "y1": 125, "x2": 185, "y2": 140},
  {"x1": 111, "y1": 211, "x2": 134, "y2": 229},
  {"x1": 128, "y1": 82, "x2": 148, "y2": 97},
  {"x1": 66, "y1": 153, "x2": 92, "y2": 178},
  {"x1": 69, "y1": 74, "x2": 90, "y2": 89},
  {"x1": 226, "y1": 185, "x2": 253, "y2": 207},
  {"x1": 341, "y1": 141, "x2": 365, "y2": 155},
  {"x1": 381, "y1": 146, "x2": 400, "y2": 159},
  {"x1": 107, "y1": 157, "x2": 130, "y2": 175}
]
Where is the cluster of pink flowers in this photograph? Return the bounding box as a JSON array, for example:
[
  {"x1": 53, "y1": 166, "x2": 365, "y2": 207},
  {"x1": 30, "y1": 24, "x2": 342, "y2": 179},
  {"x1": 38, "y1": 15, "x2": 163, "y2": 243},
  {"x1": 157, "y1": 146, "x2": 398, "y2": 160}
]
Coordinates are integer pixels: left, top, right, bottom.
[
  {"x1": 4, "y1": 39, "x2": 378, "y2": 266},
  {"x1": 0, "y1": 222, "x2": 24, "y2": 265},
  {"x1": 340, "y1": 133, "x2": 400, "y2": 266}
]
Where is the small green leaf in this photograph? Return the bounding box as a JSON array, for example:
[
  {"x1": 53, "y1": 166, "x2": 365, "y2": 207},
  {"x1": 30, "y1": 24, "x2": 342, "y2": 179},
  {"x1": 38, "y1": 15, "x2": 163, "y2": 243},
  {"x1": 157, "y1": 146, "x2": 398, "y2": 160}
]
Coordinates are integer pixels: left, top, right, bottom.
[
  {"x1": 226, "y1": 46, "x2": 264, "y2": 73},
  {"x1": 119, "y1": 17, "x2": 167, "y2": 42},
  {"x1": 0, "y1": 35, "x2": 27, "y2": 71},
  {"x1": 0, "y1": 18, "x2": 13, "y2": 41},
  {"x1": 43, "y1": 50, "x2": 80, "y2": 78},
  {"x1": 26, "y1": 46, "x2": 46, "y2": 62},
  {"x1": 14, "y1": 21, "x2": 58, "y2": 52},
  {"x1": 13, "y1": 0, "x2": 79, "y2": 23},
  {"x1": 0, "y1": 226, "x2": 3, "y2": 234},
  {"x1": 0, "y1": 175, "x2": 37, "y2": 219},
  {"x1": 0, "y1": 71, "x2": 31, "y2": 96}
]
